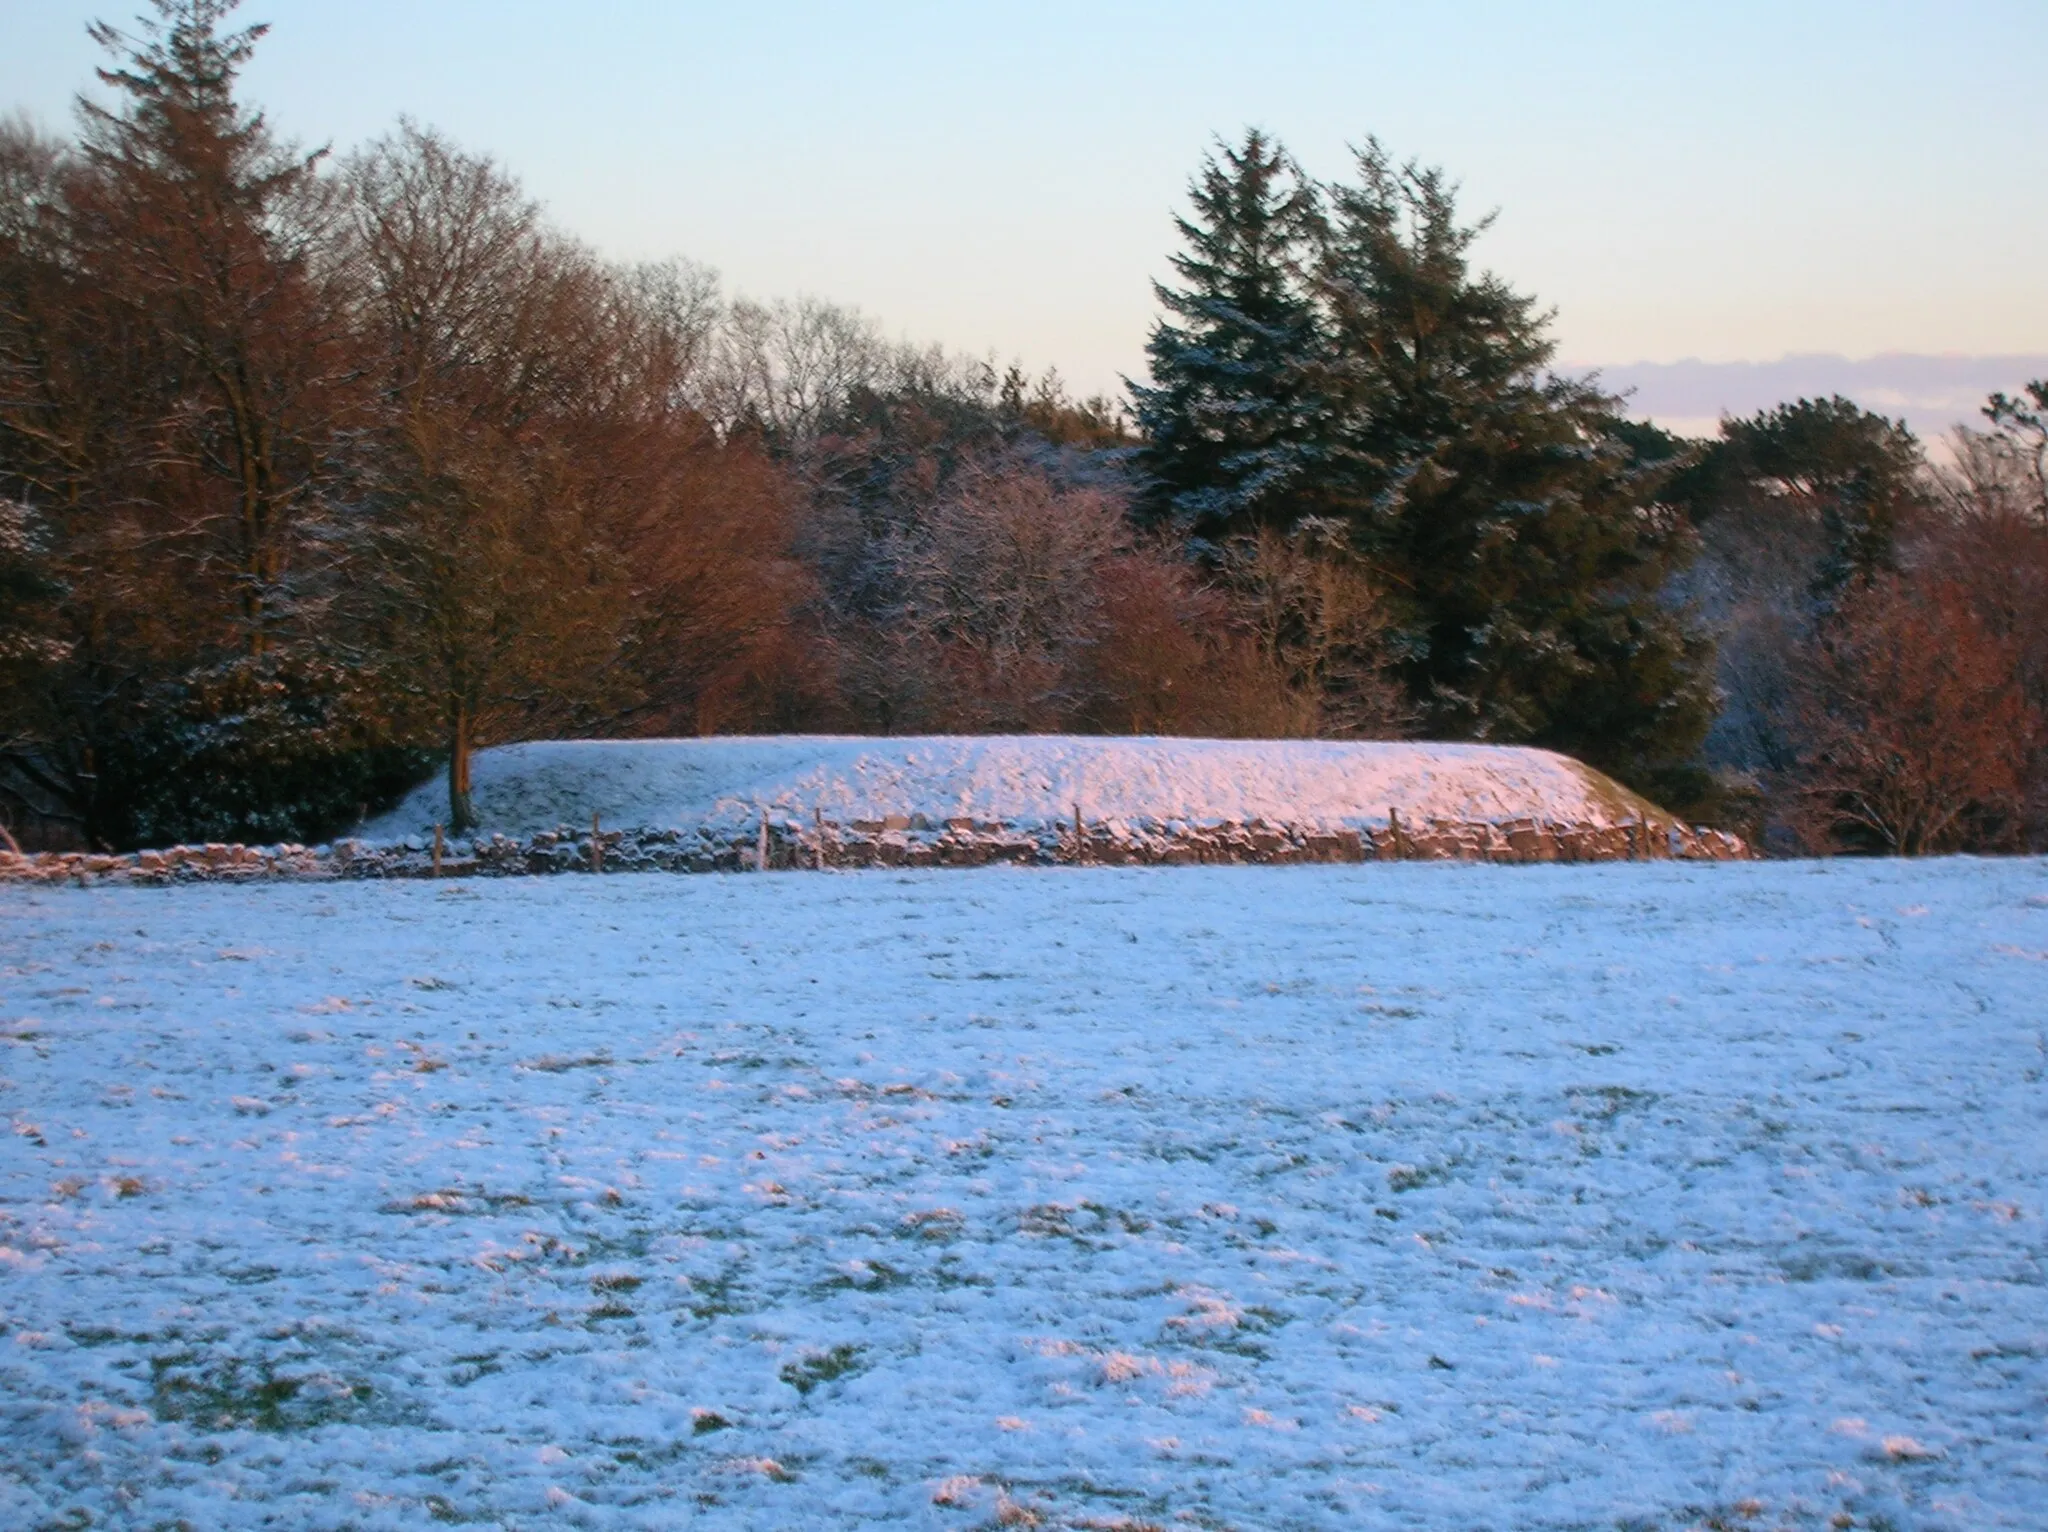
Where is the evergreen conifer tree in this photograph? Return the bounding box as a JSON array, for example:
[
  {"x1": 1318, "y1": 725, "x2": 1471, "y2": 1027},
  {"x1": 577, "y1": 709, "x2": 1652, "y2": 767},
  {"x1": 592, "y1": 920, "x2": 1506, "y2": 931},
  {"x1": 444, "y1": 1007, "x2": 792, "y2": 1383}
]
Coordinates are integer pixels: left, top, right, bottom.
[
  {"x1": 1672, "y1": 396, "x2": 1924, "y2": 598},
  {"x1": 1130, "y1": 130, "x2": 1328, "y2": 543},
  {"x1": 1315, "y1": 142, "x2": 1714, "y2": 792}
]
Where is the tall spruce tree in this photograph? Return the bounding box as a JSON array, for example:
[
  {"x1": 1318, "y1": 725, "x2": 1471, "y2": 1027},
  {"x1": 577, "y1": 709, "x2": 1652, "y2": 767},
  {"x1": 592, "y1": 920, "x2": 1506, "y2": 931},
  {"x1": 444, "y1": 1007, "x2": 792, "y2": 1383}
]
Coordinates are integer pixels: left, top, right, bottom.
[
  {"x1": 1315, "y1": 141, "x2": 1714, "y2": 794},
  {"x1": 1130, "y1": 130, "x2": 1328, "y2": 543}
]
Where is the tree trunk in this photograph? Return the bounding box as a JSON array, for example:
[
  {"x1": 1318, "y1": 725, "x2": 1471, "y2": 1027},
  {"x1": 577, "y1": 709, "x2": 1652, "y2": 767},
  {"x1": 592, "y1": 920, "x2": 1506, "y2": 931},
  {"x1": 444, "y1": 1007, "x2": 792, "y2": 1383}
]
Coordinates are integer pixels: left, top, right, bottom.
[{"x1": 448, "y1": 702, "x2": 475, "y2": 833}]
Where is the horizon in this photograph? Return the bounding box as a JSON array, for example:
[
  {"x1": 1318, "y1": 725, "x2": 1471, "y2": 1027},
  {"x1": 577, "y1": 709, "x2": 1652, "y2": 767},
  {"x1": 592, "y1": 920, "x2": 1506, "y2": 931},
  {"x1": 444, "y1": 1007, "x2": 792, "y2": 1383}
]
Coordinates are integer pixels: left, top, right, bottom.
[
  {"x1": 1587, "y1": 351, "x2": 2048, "y2": 443},
  {"x1": 3, "y1": 0, "x2": 2044, "y2": 435}
]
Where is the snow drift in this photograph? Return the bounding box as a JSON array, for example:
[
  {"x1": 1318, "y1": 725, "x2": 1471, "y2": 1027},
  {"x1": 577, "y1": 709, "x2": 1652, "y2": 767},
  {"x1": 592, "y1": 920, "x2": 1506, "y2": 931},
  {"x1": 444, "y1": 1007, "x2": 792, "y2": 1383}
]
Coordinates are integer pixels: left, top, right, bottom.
[{"x1": 366, "y1": 735, "x2": 1674, "y2": 841}]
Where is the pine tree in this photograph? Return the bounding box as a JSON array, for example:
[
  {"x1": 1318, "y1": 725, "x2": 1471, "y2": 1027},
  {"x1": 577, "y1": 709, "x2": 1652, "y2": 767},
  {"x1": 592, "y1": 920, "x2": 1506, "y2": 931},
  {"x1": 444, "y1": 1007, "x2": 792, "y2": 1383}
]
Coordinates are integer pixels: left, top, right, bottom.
[
  {"x1": 1984, "y1": 381, "x2": 2048, "y2": 511},
  {"x1": 1316, "y1": 141, "x2": 1714, "y2": 793},
  {"x1": 1672, "y1": 396, "x2": 1925, "y2": 598},
  {"x1": 1130, "y1": 130, "x2": 1329, "y2": 543}
]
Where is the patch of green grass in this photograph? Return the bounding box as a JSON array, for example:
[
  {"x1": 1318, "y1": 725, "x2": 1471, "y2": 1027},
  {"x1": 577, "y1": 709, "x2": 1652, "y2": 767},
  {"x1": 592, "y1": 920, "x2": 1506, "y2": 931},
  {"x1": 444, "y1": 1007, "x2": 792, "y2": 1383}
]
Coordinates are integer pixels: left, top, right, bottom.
[
  {"x1": 1019, "y1": 1203, "x2": 1076, "y2": 1237},
  {"x1": 67, "y1": 1324, "x2": 156, "y2": 1348},
  {"x1": 1251, "y1": 1152, "x2": 1313, "y2": 1180},
  {"x1": 682, "y1": 1269, "x2": 750, "y2": 1320},
  {"x1": 705, "y1": 1052, "x2": 771, "y2": 1070},
  {"x1": 815, "y1": 1260, "x2": 914, "y2": 1293},
  {"x1": 1081, "y1": 1201, "x2": 1151, "y2": 1235},
  {"x1": 1778, "y1": 1247, "x2": 1897, "y2": 1283},
  {"x1": 150, "y1": 1354, "x2": 376, "y2": 1433},
  {"x1": 1387, "y1": 1162, "x2": 1453, "y2": 1193},
  {"x1": 931, "y1": 1259, "x2": 995, "y2": 1290},
  {"x1": 778, "y1": 1343, "x2": 865, "y2": 1396},
  {"x1": 448, "y1": 1353, "x2": 501, "y2": 1386},
  {"x1": 1019, "y1": 1201, "x2": 1153, "y2": 1243},
  {"x1": 1569, "y1": 1085, "x2": 1657, "y2": 1119},
  {"x1": 608, "y1": 1434, "x2": 693, "y2": 1466}
]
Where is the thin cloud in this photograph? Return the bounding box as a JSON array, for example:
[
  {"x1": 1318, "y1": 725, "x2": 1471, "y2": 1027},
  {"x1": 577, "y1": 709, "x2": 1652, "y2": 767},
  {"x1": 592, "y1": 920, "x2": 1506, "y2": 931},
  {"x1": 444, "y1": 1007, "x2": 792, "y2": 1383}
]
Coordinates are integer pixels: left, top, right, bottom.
[{"x1": 1585, "y1": 353, "x2": 2048, "y2": 442}]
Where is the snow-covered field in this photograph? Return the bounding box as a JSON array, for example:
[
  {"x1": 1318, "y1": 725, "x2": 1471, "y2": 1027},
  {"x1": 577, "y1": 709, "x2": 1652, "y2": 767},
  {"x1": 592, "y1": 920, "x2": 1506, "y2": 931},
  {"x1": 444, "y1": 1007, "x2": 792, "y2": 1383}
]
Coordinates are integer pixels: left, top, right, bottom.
[{"x1": 2, "y1": 858, "x2": 2044, "y2": 1530}]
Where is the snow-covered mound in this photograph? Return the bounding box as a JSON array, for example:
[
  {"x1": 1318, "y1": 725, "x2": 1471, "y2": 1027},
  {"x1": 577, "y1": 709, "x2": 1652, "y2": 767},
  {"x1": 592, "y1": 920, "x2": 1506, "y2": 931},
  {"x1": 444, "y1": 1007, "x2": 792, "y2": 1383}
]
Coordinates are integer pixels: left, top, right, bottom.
[{"x1": 365, "y1": 735, "x2": 1673, "y2": 841}]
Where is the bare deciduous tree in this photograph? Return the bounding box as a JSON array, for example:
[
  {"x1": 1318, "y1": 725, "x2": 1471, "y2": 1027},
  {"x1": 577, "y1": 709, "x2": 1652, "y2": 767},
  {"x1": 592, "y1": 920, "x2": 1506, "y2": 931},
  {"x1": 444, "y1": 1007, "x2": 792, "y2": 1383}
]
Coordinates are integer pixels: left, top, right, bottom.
[
  {"x1": 342, "y1": 124, "x2": 634, "y2": 829},
  {"x1": 1787, "y1": 574, "x2": 2038, "y2": 854},
  {"x1": 710, "y1": 295, "x2": 889, "y2": 440},
  {"x1": 1218, "y1": 520, "x2": 1409, "y2": 739},
  {"x1": 828, "y1": 458, "x2": 1123, "y2": 731},
  {"x1": 76, "y1": 0, "x2": 359, "y2": 655}
]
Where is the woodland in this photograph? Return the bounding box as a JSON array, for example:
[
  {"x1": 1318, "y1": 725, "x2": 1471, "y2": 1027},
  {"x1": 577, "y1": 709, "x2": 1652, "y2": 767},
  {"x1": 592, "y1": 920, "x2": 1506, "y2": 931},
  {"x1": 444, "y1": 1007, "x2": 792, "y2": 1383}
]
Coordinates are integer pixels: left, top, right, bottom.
[{"x1": 2, "y1": 1, "x2": 2045, "y2": 855}]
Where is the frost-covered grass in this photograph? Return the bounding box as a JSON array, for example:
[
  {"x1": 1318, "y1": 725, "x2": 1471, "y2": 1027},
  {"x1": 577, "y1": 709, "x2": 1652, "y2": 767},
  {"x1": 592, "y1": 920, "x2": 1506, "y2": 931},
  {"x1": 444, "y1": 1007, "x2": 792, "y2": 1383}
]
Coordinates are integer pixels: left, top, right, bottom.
[{"x1": 2, "y1": 859, "x2": 2045, "y2": 1530}]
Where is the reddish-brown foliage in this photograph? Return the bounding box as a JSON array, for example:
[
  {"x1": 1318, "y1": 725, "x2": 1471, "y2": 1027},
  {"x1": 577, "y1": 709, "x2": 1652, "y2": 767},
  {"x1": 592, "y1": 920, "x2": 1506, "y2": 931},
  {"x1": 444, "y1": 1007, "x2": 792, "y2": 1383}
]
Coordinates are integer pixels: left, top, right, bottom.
[{"x1": 1787, "y1": 573, "x2": 2040, "y2": 854}]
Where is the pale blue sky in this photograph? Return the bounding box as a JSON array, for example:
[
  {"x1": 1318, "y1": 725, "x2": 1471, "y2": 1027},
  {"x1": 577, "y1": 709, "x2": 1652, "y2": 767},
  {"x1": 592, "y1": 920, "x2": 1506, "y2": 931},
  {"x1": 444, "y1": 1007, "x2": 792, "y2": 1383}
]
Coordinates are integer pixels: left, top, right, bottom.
[{"x1": 4, "y1": 1, "x2": 2044, "y2": 410}]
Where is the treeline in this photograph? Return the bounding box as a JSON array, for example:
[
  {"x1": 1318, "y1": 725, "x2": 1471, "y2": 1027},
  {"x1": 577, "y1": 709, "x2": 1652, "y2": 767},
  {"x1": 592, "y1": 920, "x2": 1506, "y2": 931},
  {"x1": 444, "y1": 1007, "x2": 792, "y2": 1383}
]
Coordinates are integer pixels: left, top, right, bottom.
[
  {"x1": 1672, "y1": 395, "x2": 2048, "y2": 853},
  {"x1": 2, "y1": 3, "x2": 2044, "y2": 855},
  {"x1": 1123, "y1": 131, "x2": 2048, "y2": 854}
]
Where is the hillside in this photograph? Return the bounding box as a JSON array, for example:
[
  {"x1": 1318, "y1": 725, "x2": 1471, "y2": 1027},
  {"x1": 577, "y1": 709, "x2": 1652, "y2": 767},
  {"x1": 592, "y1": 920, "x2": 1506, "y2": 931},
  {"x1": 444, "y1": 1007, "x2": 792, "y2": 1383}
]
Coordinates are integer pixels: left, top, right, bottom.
[{"x1": 364, "y1": 736, "x2": 1679, "y2": 841}]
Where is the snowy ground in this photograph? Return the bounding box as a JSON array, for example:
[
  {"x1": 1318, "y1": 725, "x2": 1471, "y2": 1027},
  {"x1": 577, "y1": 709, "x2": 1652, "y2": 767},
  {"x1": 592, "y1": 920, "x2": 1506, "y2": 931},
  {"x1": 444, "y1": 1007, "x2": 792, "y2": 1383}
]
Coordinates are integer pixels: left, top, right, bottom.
[{"x1": 2, "y1": 859, "x2": 2044, "y2": 1530}]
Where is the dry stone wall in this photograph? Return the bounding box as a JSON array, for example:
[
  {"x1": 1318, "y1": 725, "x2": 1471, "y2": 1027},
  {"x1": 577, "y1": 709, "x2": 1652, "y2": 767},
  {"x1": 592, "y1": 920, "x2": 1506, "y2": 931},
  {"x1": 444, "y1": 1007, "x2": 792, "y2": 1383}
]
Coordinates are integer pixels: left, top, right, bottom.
[{"x1": 0, "y1": 813, "x2": 1748, "y2": 885}]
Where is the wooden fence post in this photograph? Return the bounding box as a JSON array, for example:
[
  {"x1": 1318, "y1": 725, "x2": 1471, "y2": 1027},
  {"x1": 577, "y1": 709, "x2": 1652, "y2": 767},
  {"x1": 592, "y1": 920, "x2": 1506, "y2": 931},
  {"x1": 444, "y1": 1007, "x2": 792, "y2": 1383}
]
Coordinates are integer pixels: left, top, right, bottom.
[
  {"x1": 591, "y1": 812, "x2": 603, "y2": 873},
  {"x1": 433, "y1": 823, "x2": 444, "y2": 879},
  {"x1": 757, "y1": 806, "x2": 770, "y2": 871},
  {"x1": 814, "y1": 806, "x2": 825, "y2": 871}
]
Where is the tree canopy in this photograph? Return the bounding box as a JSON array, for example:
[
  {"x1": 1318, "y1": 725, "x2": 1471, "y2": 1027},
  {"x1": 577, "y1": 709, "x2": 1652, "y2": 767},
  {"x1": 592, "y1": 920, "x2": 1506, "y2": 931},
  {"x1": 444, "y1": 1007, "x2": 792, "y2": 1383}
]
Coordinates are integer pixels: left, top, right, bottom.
[{"x1": 1133, "y1": 133, "x2": 1717, "y2": 796}]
